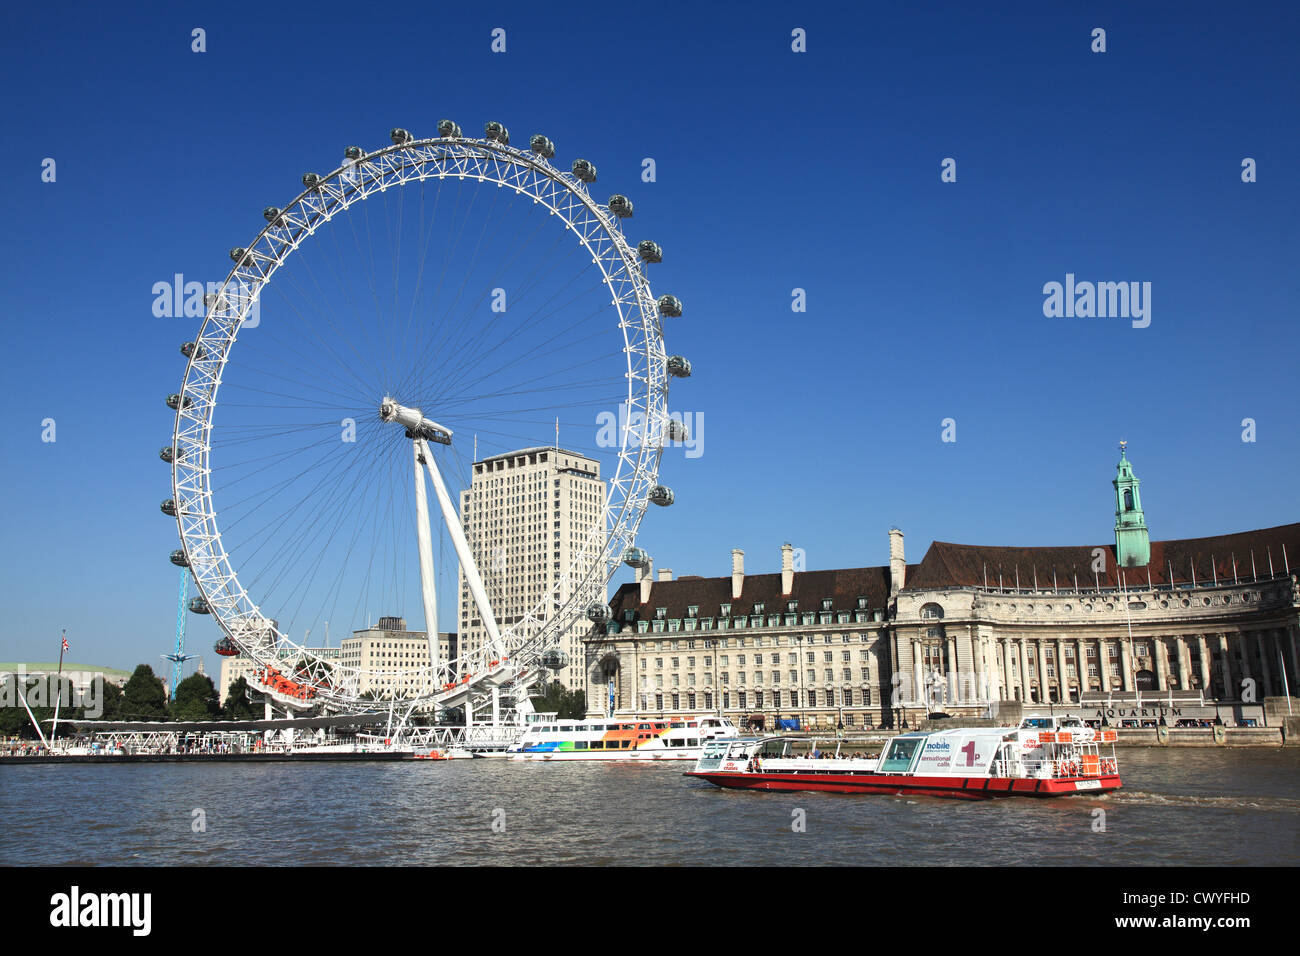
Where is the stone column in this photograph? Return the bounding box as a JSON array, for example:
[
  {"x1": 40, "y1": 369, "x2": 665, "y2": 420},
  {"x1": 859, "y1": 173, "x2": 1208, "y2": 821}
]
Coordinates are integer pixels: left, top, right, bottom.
[
  {"x1": 1218, "y1": 633, "x2": 1234, "y2": 700},
  {"x1": 1176, "y1": 636, "x2": 1193, "y2": 691},
  {"x1": 1255, "y1": 632, "x2": 1272, "y2": 697},
  {"x1": 1018, "y1": 639, "x2": 1031, "y2": 702},
  {"x1": 1236, "y1": 631, "x2": 1253, "y2": 700},
  {"x1": 946, "y1": 633, "x2": 959, "y2": 704},
  {"x1": 1153, "y1": 636, "x2": 1169, "y2": 691},
  {"x1": 1036, "y1": 639, "x2": 1050, "y2": 703},
  {"x1": 1000, "y1": 639, "x2": 1013, "y2": 700},
  {"x1": 970, "y1": 626, "x2": 984, "y2": 703},
  {"x1": 913, "y1": 640, "x2": 924, "y2": 705},
  {"x1": 1196, "y1": 635, "x2": 1212, "y2": 694},
  {"x1": 1285, "y1": 625, "x2": 1300, "y2": 696},
  {"x1": 1099, "y1": 640, "x2": 1111, "y2": 693},
  {"x1": 1120, "y1": 639, "x2": 1134, "y2": 692},
  {"x1": 1077, "y1": 637, "x2": 1088, "y2": 697},
  {"x1": 1055, "y1": 638, "x2": 1068, "y2": 701}
]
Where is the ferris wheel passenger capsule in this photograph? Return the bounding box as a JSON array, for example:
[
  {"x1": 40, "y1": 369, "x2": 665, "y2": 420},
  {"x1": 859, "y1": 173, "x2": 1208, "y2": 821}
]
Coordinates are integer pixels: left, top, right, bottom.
[
  {"x1": 666, "y1": 355, "x2": 692, "y2": 378},
  {"x1": 166, "y1": 393, "x2": 192, "y2": 410},
  {"x1": 180, "y1": 341, "x2": 207, "y2": 360},
  {"x1": 160, "y1": 498, "x2": 177, "y2": 517},
  {"x1": 656, "y1": 294, "x2": 682, "y2": 317},
  {"x1": 302, "y1": 173, "x2": 323, "y2": 189},
  {"x1": 648, "y1": 484, "x2": 675, "y2": 506},
  {"x1": 571, "y1": 159, "x2": 597, "y2": 183},
  {"x1": 484, "y1": 122, "x2": 510, "y2": 145},
  {"x1": 586, "y1": 602, "x2": 613, "y2": 623},
  {"x1": 637, "y1": 240, "x2": 662, "y2": 263},
  {"x1": 608, "y1": 195, "x2": 633, "y2": 218},
  {"x1": 229, "y1": 247, "x2": 249, "y2": 265},
  {"x1": 188, "y1": 596, "x2": 211, "y2": 614},
  {"x1": 664, "y1": 419, "x2": 690, "y2": 442},
  {"x1": 622, "y1": 547, "x2": 650, "y2": 569},
  {"x1": 214, "y1": 637, "x2": 238, "y2": 657},
  {"x1": 263, "y1": 206, "x2": 281, "y2": 223},
  {"x1": 530, "y1": 135, "x2": 555, "y2": 158},
  {"x1": 160, "y1": 445, "x2": 185, "y2": 464},
  {"x1": 169, "y1": 549, "x2": 190, "y2": 568},
  {"x1": 437, "y1": 119, "x2": 461, "y2": 138},
  {"x1": 541, "y1": 649, "x2": 569, "y2": 670},
  {"x1": 344, "y1": 146, "x2": 366, "y2": 162},
  {"x1": 390, "y1": 128, "x2": 413, "y2": 145}
]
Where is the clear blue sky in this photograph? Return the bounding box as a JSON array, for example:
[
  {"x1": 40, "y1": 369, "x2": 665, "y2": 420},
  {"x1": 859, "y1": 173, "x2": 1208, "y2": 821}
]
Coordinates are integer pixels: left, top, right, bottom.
[{"x1": 1, "y1": 1, "x2": 1297, "y2": 677}]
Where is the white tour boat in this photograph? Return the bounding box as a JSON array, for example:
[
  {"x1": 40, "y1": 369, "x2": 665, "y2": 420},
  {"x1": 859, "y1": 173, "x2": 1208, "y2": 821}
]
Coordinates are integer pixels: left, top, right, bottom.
[
  {"x1": 508, "y1": 714, "x2": 738, "y2": 761},
  {"x1": 686, "y1": 715, "x2": 1121, "y2": 799}
]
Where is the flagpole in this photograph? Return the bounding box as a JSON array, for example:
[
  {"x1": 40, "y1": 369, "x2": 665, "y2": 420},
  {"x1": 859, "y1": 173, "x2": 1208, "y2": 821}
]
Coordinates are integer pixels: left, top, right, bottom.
[{"x1": 50, "y1": 629, "x2": 67, "y2": 748}]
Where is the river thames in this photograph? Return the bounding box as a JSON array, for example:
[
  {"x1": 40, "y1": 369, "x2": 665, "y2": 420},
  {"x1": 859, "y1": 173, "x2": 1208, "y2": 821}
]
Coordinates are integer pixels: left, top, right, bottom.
[{"x1": 2, "y1": 748, "x2": 1297, "y2": 866}]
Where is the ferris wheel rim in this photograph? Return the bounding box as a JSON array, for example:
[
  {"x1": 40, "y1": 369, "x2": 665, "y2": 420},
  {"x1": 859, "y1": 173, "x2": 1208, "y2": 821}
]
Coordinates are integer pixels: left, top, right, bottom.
[{"x1": 168, "y1": 130, "x2": 673, "y2": 711}]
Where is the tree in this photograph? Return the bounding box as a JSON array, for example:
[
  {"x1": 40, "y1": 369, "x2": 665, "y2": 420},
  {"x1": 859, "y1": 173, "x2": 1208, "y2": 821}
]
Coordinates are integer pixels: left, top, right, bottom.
[
  {"x1": 529, "y1": 682, "x2": 587, "y2": 719},
  {"x1": 121, "y1": 664, "x2": 167, "y2": 720},
  {"x1": 171, "y1": 673, "x2": 220, "y2": 720},
  {"x1": 222, "y1": 677, "x2": 257, "y2": 720}
]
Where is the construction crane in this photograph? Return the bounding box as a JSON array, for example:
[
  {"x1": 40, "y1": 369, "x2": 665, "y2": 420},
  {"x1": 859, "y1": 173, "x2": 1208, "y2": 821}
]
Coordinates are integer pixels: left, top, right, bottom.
[{"x1": 162, "y1": 567, "x2": 198, "y2": 697}]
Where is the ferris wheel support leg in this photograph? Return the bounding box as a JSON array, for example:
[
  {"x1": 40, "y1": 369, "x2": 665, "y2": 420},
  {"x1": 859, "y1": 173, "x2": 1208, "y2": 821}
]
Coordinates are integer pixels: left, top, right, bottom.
[
  {"x1": 417, "y1": 440, "x2": 506, "y2": 659},
  {"x1": 412, "y1": 442, "x2": 441, "y2": 681}
]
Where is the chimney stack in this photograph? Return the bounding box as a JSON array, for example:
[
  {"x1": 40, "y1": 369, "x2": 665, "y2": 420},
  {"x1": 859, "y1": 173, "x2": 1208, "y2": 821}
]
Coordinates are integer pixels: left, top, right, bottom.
[
  {"x1": 731, "y1": 549, "x2": 745, "y2": 600},
  {"x1": 781, "y1": 542, "x2": 795, "y2": 596},
  {"x1": 889, "y1": 528, "x2": 906, "y2": 596},
  {"x1": 638, "y1": 558, "x2": 654, "y2": 604},
  {"x1": 657, "y1": 567, "x2": 672, "y2": 582}
]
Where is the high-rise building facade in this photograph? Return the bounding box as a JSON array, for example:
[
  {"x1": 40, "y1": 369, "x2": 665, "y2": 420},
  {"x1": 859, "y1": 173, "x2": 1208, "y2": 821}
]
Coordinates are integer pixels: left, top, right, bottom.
[{"x1": 459, "y1": 447, "x2": 606, "y2": 692}]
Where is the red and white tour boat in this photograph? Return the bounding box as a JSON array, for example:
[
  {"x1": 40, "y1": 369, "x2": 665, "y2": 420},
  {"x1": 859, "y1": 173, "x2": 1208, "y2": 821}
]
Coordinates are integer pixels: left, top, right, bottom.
[{"x1": 686, "y1": 715, "x2": 1121, "y2": 799}]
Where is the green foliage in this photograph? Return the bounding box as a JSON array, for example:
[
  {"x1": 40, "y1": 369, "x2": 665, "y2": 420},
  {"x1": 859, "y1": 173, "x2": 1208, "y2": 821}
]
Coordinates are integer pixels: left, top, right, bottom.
[
  {"x1": 121, "y1": 664, "x2": 167, "y2": 720},
  {"x1": 222, "y1": 677, "x2": 257, "y2": 720},
  {"x1": 530, "y1": 683, "x2": 587, "y2": 720},
  {"x1": 171, "y1": 673, "x2": 220, "y2": 720}
]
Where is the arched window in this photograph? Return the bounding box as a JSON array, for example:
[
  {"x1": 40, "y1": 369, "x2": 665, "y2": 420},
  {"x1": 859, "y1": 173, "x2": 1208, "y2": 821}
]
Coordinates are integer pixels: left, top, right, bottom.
[
  {"x1": 920, "y1": 603, "x2": 944, "y2": 620},
  {"x1": 1123, "y1": 489, "x2": 1134, "y2": 511}
]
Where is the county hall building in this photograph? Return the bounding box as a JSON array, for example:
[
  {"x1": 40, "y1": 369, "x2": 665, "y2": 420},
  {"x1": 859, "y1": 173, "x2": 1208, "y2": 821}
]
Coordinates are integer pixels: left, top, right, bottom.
[{"x1": 583, "y1": 447, "x2": 1299, "y2": 728}]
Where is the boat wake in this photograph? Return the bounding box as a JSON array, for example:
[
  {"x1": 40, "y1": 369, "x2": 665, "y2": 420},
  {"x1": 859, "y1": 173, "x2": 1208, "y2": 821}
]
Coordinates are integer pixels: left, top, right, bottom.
[{"x1": 1105, "y1": 790, "x2": 1300, "y2": 813}]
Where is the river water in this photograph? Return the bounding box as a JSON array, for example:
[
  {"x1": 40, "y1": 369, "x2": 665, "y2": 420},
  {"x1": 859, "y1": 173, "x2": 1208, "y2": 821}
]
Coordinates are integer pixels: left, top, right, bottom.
[{"x1": 2, "y1": 748, "x2": 1297, "y2": 866}]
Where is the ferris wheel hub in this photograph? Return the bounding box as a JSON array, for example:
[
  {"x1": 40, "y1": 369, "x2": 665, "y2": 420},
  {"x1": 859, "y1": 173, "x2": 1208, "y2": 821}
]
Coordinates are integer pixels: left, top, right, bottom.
[{"x1": 379, "y1": 398, "x2": 453, "y2": 445}]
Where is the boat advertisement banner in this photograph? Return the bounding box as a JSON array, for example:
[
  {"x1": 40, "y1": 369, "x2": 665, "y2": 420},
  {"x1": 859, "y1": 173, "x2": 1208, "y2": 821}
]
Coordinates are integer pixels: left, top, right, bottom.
[{"x1": 914, "y1": 734, "x2": 998, "y2": 775}]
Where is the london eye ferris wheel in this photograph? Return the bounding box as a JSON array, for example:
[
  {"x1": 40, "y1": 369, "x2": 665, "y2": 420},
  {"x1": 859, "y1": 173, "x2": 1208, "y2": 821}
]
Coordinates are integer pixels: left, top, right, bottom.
[{"x1": 161, "y1": 120, "x2": 691, "y2": 719}]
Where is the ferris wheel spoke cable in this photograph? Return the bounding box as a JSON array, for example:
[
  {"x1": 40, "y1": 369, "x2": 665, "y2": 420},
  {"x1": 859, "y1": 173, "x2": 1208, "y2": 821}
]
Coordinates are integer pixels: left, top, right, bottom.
[
  {"x1": 428, "y1": 265, "x2": 613, "y2": 403},
  {"x1": 391, "y1": 221, "x2": 575, "y2": 404},
  {"x1": 250, "y1": 432, "x2": 402, "y2": 615},
  {"x1": 436, "y1": 305, "x2": 614, "y2": 410},
  {"x1": 434, "y1": 244, "x2": 602, "y2": 393},
  {"x1": 263, "y1": 260, "x2": 394, "y2": 398},
  {"x1": 219, "y1": 417, "x2": 389, "y2": 542}
]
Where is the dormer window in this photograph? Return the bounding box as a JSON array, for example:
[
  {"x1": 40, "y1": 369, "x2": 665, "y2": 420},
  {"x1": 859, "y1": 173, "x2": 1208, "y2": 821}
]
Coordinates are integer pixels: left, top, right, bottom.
[
  {"x1": 687, "y1": 605, "x2": 698, "y2": 618},
  {"x1": 753, "y1": 602, "x2": 764, "y2": 615},
  {"x1": 655, "y1": 607, "x2": 667, "y2": 620},
  {"x1": 857, "y1": 596, "x2": 868, "y2": 609},
  {"x1": 720, "y1": 603, "x2": 731, "y2": 616},
  {"x1": 786, "y1": 600, "x2": 797, "y2": 612},
  {"x1": 821, "y1": 598, "x2": 833, "y2": 611}
]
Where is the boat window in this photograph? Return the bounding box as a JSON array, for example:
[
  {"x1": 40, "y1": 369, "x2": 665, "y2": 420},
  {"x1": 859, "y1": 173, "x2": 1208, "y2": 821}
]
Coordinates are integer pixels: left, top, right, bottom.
[
  {"x1": 574, "y1": 741, "x2": 588, "y2": 750},
  {"x1": 590, "y1": 741, "x2": 604, "y2": 749},
  {"x1": 670, "y1": 722, "x2": 684, "y2": 728},
  {"x1": 879, "y1": 737, "x2": 923, "y2": 772},
  {"x1": 638, "y1": 723, "x2": 651, "y2": 730}
]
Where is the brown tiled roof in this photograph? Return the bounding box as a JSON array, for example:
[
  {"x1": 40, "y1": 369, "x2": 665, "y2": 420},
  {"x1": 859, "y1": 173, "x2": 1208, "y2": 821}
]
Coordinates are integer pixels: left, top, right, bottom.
[
  {"x1": 607, "y1": 566, "x2": 896, "y2": 622},
  {"x1": 906, "y1": 521, "x2": 1300, "y2": 590}
]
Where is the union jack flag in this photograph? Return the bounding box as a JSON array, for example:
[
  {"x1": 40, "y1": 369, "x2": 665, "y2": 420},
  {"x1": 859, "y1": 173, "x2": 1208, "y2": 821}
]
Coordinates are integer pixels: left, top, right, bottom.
[{"x1": 61, "y1": 636, "x2": 69, "y2": 652}]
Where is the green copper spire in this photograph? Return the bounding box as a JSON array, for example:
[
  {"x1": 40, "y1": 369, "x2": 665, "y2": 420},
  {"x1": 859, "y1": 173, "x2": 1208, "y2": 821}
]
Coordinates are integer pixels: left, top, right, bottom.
[{"x1": 1113, "y1": 440, "x2": 1150, "y2": 567}]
